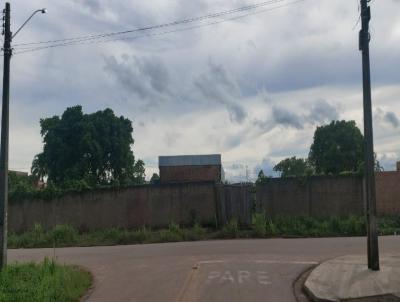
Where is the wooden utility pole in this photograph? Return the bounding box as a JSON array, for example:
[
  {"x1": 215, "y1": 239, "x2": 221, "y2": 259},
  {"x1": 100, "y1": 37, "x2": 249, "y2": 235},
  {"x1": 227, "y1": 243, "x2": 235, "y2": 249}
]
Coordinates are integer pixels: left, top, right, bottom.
[{"x1": 359, "y1": 0, "x2": 379, "y2": 271}]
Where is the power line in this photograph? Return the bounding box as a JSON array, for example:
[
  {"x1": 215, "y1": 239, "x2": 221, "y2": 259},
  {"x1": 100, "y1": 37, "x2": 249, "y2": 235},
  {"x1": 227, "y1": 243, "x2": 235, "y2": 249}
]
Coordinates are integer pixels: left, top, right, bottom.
[
  {"x1": 12, "y1": 0, "x2": 306, "y2": 55},
  {"x1": 13, "y1": 0, "x2": 286, "y2": 48}
]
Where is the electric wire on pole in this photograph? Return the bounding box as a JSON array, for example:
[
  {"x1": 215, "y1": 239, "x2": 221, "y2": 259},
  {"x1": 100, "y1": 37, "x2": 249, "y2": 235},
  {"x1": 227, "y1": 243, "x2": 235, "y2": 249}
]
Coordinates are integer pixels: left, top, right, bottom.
[{"x1": 0, "y1": 2, "x2": 46, "y2": 269}]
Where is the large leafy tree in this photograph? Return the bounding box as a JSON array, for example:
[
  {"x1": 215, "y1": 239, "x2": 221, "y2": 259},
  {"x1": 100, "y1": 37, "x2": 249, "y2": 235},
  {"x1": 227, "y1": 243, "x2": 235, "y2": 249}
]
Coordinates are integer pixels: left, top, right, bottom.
[
  {"x1": 255, "y1": 170, "x2": 270, "y2": 185},
  {"x1": 31, "y1": 106, "x2": 145, "y2": 186},
  {"x1": 149, "y1": 173, "x2": 160, "y2": 184},
  {"x1": 273, "y1": 157, "x2": 313, "y2": 178},
  {"x1": 309, "y1": 120, "x2": 364, "y2": 175}
]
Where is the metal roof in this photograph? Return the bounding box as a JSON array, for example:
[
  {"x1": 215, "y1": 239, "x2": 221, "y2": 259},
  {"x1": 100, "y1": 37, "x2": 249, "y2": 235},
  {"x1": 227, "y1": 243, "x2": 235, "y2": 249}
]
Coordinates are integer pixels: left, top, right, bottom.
[{"x1": 159, "y1": 154, "x2": 221, "y2": 167}]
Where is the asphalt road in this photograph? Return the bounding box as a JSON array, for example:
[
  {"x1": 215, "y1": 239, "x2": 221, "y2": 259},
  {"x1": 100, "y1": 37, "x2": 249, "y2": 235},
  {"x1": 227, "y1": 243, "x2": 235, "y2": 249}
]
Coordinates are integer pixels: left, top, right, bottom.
[{"x1": 8, "y1": 236, "x2": 400, "y2": 302}]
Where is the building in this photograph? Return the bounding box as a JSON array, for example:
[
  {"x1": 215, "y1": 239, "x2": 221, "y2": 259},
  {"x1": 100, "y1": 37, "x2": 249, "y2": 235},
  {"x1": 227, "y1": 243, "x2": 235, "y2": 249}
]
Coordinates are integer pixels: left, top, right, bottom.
[
  {"x1": 9, "y1": 170, "x2": 28, "y2": 177},
  {"x1": 158, "y1": 154, "x2": 224, "y2": 184}
]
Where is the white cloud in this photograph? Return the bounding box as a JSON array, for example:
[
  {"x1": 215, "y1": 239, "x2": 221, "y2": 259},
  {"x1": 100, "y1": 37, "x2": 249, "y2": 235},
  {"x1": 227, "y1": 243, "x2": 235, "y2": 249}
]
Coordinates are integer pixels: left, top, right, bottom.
[{"x1": 2, "y1": 0, "x2": 400, "y2": 181}]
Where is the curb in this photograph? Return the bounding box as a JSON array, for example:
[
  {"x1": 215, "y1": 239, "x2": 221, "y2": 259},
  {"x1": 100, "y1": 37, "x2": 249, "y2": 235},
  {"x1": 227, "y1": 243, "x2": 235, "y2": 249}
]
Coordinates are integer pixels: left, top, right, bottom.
[{"x1": 293, "y1": 266, "x2": 316, "y2": 302}]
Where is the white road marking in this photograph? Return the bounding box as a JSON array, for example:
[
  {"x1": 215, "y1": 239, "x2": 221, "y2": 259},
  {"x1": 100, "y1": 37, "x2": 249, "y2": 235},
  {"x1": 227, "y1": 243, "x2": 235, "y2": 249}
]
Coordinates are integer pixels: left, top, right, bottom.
[
  {"x1": 257, "y1": 271, "x2": 271, "y2": 285},
  {"x1": 198, "y1": 259, "x2": 318, "y2": 265},
  {"x1": 198, "y1": 260, "x2": 226, "y2": 265},
  {"x1": 205, "y1": 270, "x2": 272, "y2": 285},
  {"x1": 252, "y1": 260, "x2": 318, "y2": 265},
  {"x1": 220, "y1": 271, "x2": 235, "y2": 283},
  {"x1": 237, "y1": 270, "x2": 250, "y2": 284}
]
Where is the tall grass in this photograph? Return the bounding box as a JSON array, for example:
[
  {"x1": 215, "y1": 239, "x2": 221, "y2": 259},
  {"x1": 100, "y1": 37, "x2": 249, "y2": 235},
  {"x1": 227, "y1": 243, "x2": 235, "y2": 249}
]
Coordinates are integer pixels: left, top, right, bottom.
[
  {"x1": 8, "y1": 215, "x2": 400, "y2": 249},
  {"x1": 251, "y1": 215, "x2": 369, "y2": 237},
  {"x1": 0, "y1": 258, "x2": 91, "y2": 302}
]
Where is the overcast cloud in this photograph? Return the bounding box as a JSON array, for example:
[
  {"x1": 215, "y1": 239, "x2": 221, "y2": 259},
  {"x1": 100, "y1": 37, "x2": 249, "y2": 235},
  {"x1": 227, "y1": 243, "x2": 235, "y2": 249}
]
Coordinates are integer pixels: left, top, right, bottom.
[{"x1": 2, "y1": 0, "x2": 400, "y2": 180}]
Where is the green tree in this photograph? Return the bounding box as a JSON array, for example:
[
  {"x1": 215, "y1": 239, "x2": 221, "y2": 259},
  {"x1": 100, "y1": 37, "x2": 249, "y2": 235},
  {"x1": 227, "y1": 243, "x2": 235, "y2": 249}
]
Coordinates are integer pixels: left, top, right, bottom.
[
  {"x1": 9, "y1": 171, "x2": 34, "y2": 192},
  {"x1": 273, "y1": 157, "x2": 313, "y2": 178},
  {"x1": 255, "y1": 170, "x2": 270, "y2": 185},
  {"x1": 150, "y1": 173, "x2": 160, "y2": 184},
  {"x1": 32, "y1": 105, "x2": 145, "y2": 186},
  {"x1": 31, "y1": 153, "x2": 47, "y2": 182},
  {"x1": 309, "y1": 120, "x2": 364, "y2": 175}
]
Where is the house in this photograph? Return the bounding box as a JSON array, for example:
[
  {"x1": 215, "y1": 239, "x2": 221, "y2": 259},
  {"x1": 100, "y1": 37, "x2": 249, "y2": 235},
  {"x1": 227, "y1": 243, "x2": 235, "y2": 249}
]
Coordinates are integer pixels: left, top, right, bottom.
[{"x1": 158, "y1": 154, "x2": 224, "y2": 184}]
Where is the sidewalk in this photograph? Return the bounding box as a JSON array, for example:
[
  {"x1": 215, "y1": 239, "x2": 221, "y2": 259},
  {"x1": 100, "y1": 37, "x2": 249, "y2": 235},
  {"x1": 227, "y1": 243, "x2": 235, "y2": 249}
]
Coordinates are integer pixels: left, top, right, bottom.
[{"x1": 304, "y1": 254, "x2": 400, "y2": 301}]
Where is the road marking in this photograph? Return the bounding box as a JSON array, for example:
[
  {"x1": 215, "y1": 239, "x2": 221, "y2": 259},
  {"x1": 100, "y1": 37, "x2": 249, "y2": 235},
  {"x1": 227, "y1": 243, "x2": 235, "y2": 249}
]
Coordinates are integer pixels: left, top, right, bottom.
[
  {"x1": 176, "y1": 258, "x2": 317, "y2": 300},
  {"x1": 198, "y1": 260, "x2": 226, "y2": 264},
  {"x1": 220, "y1": 271, "x2": 235, "y2": 283},
  {"x1": 257, "y1": 271, "x2": 271, "y2": 285},
  {"x1": 206, "y1": 270, "x2": 272, "y2": 286},
  {"x1": 237, "y1": 270, "x2": 250, "y2": 284},
  {"x1": 199, "y1": 259, "x2": 318, "y2": 265},
  {"x1": 252, "y1": 260, "x2": 318, "y2": 265},
  {"x1": 175, "y1": 265, "x2": 200, "y2": 302}
]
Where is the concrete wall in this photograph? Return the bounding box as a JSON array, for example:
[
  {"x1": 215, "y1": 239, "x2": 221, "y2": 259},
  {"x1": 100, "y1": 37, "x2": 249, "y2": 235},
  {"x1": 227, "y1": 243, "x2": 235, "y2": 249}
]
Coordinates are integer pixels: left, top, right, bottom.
[
  {"x1": 9, "y1": 182, "x2": 217, "y2": 233},
  {"x1": 8, "y1": 173, "x2": 400, "y2": 233},
  {"x1": 216, "y1": 184, "x2": 253, "y2": 226},
  {"x1": 257, "y1": 173, "x2": 400, "y2": 217},
  {"x1": 256, "y1": 176, "x2": 365, "y2": 217},
  {"x1": 159, "y1": 165, "x2": 222, "y2": 184},
  {"x1": 376, "y1": 171, "x2": 400, "y2": 215}
]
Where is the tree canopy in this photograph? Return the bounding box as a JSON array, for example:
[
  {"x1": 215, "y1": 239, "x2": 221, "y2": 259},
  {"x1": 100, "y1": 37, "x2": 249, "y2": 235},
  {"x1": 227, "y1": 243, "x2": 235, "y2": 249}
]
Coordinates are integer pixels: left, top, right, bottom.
[
  {"x1": 273, "y1": 157, "x2": 313, "y2": 178},
  {"x1": 149, "y1": 173, "x2": 160, "y2": 184},
  {"x1": 31, "y1": 106, "x2": 145, "y2": 187},
  {"x1": 309, "y1": 120, "x2": 364, "y2": 175},
  {"x1": 255, "y1": 170, "x2": 270, "y2": 185}
]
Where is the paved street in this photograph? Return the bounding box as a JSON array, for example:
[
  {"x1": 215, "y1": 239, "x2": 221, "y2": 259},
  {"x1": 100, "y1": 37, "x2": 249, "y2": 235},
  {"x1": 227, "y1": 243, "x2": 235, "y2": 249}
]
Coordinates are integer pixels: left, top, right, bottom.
[{"x1": 8, "y1": 236, "x2": 400, "y2": 302}]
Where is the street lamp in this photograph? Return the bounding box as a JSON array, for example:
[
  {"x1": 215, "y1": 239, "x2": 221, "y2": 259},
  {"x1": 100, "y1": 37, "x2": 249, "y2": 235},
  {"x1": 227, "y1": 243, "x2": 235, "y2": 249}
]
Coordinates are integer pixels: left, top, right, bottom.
[
  {"x1": 12, "y1": 8, "x2": 47, "y2": 39},
  {"x1": 0, "y1": 3, "x2": 47, "y2": 269}
]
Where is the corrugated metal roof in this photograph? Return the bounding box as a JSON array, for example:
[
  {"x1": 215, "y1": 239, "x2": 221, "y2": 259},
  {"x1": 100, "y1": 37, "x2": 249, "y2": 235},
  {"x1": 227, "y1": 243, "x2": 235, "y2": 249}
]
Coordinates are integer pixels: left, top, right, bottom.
[{"x1": 159, "y1": 154, "x2": 221, "y2": 167}]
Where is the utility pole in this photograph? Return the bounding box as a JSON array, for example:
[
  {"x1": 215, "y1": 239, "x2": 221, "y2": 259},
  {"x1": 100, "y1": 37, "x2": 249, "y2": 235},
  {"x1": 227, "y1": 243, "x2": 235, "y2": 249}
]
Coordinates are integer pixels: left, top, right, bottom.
[
  {"x1": 359, "y1": 0, "x2": 379, "y2": 271},
  {"x1": 0, "y1": 2, "x2": 11, "y2": 269}
]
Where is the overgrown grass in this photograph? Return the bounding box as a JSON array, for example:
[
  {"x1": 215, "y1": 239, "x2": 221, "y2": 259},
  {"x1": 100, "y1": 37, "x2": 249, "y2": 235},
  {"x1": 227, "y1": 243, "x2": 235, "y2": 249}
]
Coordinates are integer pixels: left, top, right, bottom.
[
  {"x1": 0, "y1": 258, "x2": 91, "y2": 302},
  {"x1": 8, "y1": 216, "x2": 400, "y2": 249},
  {"x1": 251, "y1": 215, "x2": 400, "y2": 237},
  {"x1": 8, "y1": 222, "x2": 210, "y2": 249},
  {"x1": 219, "y1": 219, "x2": 240, "y2": 238}
]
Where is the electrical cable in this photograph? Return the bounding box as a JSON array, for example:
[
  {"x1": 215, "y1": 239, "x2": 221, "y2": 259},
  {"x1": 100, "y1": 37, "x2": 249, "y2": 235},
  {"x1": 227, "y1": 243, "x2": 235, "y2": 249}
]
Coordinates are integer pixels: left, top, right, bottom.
[
  {"x1": 12, "y1": 0, "x2": 286, "y2": 48},
  {"x1": 13, "y1": 0, "x2": 306, "y2": 55}
]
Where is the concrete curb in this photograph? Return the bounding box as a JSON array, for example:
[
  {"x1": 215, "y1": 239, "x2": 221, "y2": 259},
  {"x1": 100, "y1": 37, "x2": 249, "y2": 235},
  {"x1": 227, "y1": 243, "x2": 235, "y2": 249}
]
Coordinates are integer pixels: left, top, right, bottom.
[
  {"x1": 304, "y1": 254, "x2": 400, "y2": 302},
  {"x1": 293, "y1": 266, "x2": 315, "y2": 302}
]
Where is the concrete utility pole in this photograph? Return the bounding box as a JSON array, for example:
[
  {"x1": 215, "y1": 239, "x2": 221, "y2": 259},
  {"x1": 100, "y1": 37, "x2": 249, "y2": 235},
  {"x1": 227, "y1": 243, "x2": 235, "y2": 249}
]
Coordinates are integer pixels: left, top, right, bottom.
[
  {"x1": 0, "y1": 3, "x2": 46, "y2": 269},
  {"x1": 359, "y1": 0, "x2": 379, "y2": 271},
  {"x1": 0, "y1": 2, "x2": 12, "y2": 269},
  {"x1": 0, "y1": 2, "x2": 11, "y2": 270}
]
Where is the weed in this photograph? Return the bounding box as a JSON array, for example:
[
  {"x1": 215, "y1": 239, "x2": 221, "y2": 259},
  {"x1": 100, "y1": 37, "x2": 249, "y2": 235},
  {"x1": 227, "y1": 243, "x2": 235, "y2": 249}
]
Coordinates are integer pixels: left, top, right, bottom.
[
  {"x1": 0, "y1": 258, "x2": 91, "y2": 302},
  {"x1": 51, "y1": 224, "x2": 78, "y2": 246},
  {"x1": 220, "y1": 219, "x2": 239, "y2": 238},
  {"x1": 252, "y1": 213, "x2": 267, "y2": 237}
]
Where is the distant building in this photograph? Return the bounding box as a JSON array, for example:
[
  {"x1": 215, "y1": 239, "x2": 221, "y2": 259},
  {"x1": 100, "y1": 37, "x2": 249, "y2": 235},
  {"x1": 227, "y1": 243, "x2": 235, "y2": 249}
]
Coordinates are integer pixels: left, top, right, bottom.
[
  {"x1": 9, "y1": 170, "x2": 28, "y2": 177},
  {"x1": 159, "y1": 154, "x2": 224, "y2": 184}
]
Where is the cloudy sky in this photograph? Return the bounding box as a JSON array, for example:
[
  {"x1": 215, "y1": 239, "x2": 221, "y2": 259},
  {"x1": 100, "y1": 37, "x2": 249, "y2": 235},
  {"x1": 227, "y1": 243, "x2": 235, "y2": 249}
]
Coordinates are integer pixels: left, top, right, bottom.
[{"x1": 2, "y1": 0, "x2": 400, "y2": 181}]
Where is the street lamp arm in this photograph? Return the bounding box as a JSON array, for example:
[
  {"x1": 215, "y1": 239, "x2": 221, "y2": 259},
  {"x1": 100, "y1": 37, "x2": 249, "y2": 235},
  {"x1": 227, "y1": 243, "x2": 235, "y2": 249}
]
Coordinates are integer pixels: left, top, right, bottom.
[{"x1": 12, "y1": 8, "x2": 46, "y2": 39}]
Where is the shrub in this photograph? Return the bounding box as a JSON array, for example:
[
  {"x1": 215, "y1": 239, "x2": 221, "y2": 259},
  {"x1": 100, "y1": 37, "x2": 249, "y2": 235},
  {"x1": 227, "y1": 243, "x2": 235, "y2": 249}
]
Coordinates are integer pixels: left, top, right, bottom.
[
  {"x1": 51, "y1": 225, "x2": 78, "y2": 246},
  {"x1": 252, "y1": 213, "x2": 267, "y2": 237},
  {"x1": 168, "y1": 221, "x2": 181, "y2": 234},
  {"x1": 221, "y1": 219, "x2": 239, "y2": 238},
  {"x1": 184, "y1": 222, "x2": 206, "y2": 241},
  {"x1": 159, "y1": 230, "x2": 183, "y2": 242},
  {"x1": 266, "y1": 219, "x2": 278, "y2": 236}
]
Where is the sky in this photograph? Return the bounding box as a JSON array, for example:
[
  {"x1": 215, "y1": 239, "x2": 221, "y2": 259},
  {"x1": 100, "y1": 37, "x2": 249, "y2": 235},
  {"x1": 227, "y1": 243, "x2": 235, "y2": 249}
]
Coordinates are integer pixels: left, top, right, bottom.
[{"x1": 1, "y1": 0, "x2": 400, "y2": 182}]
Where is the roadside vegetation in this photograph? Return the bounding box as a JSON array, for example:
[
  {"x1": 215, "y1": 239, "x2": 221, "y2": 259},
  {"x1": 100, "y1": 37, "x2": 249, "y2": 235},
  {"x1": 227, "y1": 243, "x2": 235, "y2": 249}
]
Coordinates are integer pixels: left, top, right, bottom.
[
  {"x1": 0, "y1": 258, "x2": 91, "y2": 302},
  {"x1": 8, "y1": 216, "x2": 400, "y2": 249}
]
